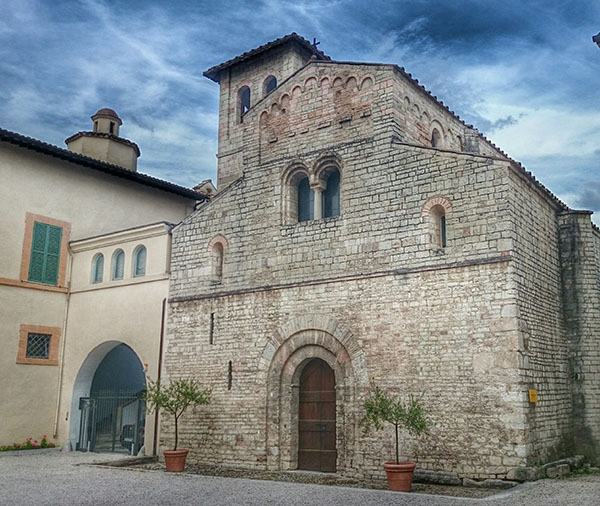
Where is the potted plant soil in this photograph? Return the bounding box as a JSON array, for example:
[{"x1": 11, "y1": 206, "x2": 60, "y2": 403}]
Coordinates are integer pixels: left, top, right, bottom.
[
  {"x1": 145, "y1": 378, "x2": 211, "y2": 472},
  {"x1": 361, "y1": 386, "x2": 428, "y2": 492}
]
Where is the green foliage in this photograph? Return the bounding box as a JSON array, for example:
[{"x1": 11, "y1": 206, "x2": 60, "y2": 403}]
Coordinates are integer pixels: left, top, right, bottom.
[
  {"x1": 144, "y1": 378, "x2": 211, "y2": 451},
  {"x1": 0, "y1": 436, "x2": 56, "y2": 452},
  {"x1": 563, "y1": 465, "x2": 600, "y2": 479},
  {"x1": 361, "y1": 386, "x2": 428, "y2": 463}
]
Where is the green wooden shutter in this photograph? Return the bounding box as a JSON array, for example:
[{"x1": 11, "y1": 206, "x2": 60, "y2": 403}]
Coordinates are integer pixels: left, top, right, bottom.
[
  {"x1": 28, "y1": 222, "x2": 62, "y2": 285},
  {"x1": 28, "y1": 222, "x2": 47, "y2": 283}
]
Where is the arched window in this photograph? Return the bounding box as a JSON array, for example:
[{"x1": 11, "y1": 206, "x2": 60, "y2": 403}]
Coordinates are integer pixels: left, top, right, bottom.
[
  {"x1": 133, "y1": 245, "x2": 146, "y2": 277},
  {"x1": 92, "y1": 253, "x2": 104, "y2": 283},
  {"x1": 431, "y1": 128, "x2": 442, "y2": 148},
  {"x1": 297, "y1": 176, "x2": 314, "y2": 222},
  {"x1": 421, "y1": 196, "x2": 451, "y2": 250},
  {"x1": 322, "y1": 169, "x2": 340, "y2": 218},
  {"x1": 238, "y1": 86, "x2": 251, "y2": 122},
  {"x1": 212, "y1": 242, "x2": 224, "y2": 280},
  {"x1": 429, "y1": 205, "x2": 447, "y2": 248},
  {"x1": 112, "y1": 249, "x2": 124, "y2": 280},
  {"x1": 208, "y1": 235, "x2": 228, "y2": 282},
  {"x1": 264, "y1": 75, "x2": 277, "y2": 96}
]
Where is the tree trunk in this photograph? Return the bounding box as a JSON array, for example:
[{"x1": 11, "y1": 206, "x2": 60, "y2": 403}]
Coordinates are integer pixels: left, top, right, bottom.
[
  {"x1": 174, "y1": 416, "x2": 179, "y2": 451},
  {"x1": 395, "y1": 423, "x2": 399, "y2": 463}
]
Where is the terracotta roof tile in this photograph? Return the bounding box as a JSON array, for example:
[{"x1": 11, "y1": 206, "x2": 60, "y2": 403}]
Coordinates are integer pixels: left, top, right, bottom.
[
  {"x1": 64, "y1": 131, "x2": 141, "y2": 156},
  {"x1": 92, "y1": 108, "x2": 121, "y2": 120}
]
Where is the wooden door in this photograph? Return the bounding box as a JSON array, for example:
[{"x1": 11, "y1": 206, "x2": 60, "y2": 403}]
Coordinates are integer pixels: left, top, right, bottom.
[{"x1": 298, "y1": 358, "x2": 336, "y2": 472}]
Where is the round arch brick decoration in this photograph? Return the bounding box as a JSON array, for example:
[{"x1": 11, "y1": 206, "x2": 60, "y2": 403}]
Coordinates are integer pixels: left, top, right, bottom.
[
  {"x1": 421, "y1": 195, "x2": 452, "y2": 216},
  {"x1": 261, "y1": 315, "x2": 369, "y2": 472},
  {"x1": 207, "y1": 233, "x2": 229, "y2": 252}
]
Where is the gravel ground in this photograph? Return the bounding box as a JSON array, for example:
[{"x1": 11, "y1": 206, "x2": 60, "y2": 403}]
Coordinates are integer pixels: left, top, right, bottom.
[
  {"x1": 124, "y1": 461, "x2": 499, "y2": 498},
  {"x1": 1, "y1": 451, "x2": 599, "y2": 506}
]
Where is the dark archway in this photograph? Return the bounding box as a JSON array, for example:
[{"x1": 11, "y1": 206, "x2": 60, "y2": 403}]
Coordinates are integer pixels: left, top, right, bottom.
[
  {"x1": 298, "y1": 358, "x2": 336, "y2": 472},
  {"x1": 72, "y1": 343, "x2": 146, "y2": 454},
  {"x1": 91, "y1": 344, "x2": 145, "y2": 396}
]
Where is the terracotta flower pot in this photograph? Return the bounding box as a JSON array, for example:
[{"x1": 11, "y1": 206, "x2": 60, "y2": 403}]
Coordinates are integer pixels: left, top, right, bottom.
[
  {"x1": 163, "y1": 449, "x2": 189, "y2": 472},
  {"x1": 383, "y1": 461, "x2": 416, "y2": 492}
]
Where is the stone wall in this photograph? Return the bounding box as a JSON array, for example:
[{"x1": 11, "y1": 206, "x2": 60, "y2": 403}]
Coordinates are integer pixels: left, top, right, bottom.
[
  {"x1": 163, "y1": 46, "x2": 600, "y2": 480},
  {"x1": 505, "y1": 169, "x2": 574, "y2": 464},
  {"x1": 167, "y1": 125, "x2": 525, "y2": 480},
  {"x1": 558, "y1": 212, "x2": 600, "y2": 463},
  {"x1": 165, "y1": 260, "x2": 523, "y2": 480},
  {"x1": 216, "y1": 55, "x2": 508, "y2": 190},
  {"x1": 216, "y1": 43, "x2": 313, "y2": 188}
]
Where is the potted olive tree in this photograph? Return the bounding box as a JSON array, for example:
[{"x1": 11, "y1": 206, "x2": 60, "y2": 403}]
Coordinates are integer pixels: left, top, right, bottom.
[
  {"x1": 145, "y1": 378, "x2": 211, "y2": 472},
  {"x1": 361, "y1": 386, "x2": 428, "y2": 492}
]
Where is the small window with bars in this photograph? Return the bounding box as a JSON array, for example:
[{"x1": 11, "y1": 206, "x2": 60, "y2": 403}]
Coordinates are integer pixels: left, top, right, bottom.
[{"x1": 26, "y1": 333, "x2": 51, "y2": 359}]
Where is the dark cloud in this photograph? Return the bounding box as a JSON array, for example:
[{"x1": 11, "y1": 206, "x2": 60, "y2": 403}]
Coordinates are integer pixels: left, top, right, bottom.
[
  {"x1": 578, "y1": 183, "x2": 600, "y2": 212},
  {"x1": 1, "y1": 0, "x2": 599, "y2": 198}
]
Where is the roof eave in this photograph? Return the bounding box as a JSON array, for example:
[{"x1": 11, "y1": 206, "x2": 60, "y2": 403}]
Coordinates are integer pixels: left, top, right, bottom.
[
  {"x1": 203, "y1": 33, "x2": 330, "y2": 84},
  {"x1": 0, "y1": 127, "x2": 206, "y2": 201}
]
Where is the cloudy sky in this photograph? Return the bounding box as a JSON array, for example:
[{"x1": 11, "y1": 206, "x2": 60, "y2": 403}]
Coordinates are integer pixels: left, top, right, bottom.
[{"x1": 1, "y1": 0, "x2": 599, "y2": 223}]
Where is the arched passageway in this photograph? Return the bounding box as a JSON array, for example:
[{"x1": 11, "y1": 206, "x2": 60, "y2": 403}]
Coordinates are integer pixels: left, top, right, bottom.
[{"x1": 70, "y1": 342, "x2": 146, "y2": 454}]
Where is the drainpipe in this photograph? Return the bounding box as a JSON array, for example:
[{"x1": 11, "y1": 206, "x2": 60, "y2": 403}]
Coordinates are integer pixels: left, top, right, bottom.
[
  {"x1": 53, "y1": 246, "x2": 74, "y2": 440},
  {"x1": 153, "y1": 297, "x2": 167, "y2": 456}
]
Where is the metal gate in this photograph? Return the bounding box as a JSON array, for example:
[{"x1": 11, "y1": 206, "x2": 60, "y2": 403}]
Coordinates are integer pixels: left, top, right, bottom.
[{"x1": 77, "y1": 389, "x2": 145, "y2": 454}]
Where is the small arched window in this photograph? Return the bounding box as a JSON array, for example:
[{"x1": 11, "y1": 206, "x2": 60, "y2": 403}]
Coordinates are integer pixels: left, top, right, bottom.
[
  {"x1": 431, "y1": 128, "x2": 442, "y2": 148},
  {"x1": 112, "y1": 249, "x2": 124, "y2": 280},
  {"x1": 422, "y1": 196, "x2": 451, "y2": 250},
  {"x1": 238, "y1": 86, "x2": 251, "y2": 122},
  {"x1": 297, "y1": 177, "x2": 314, "y2": 222},
  {"x1": 92, "y1": 253, "x2": 104, "y2": 283},
  {"x1": 430, "y1": 204, "x2": 447, "y2": 248},
  {"x1": 322, "y1": 169, "x2": 340, "y2": 218},
  {"x1": 212, "y1": 242, "x2": 224, "y2": 280},
  {"x1": 133, "y1": 245, "x2": 146, "y2": 277},
  {"x1": 264, "y1": 76, "x2": 277, "y2": 96}
]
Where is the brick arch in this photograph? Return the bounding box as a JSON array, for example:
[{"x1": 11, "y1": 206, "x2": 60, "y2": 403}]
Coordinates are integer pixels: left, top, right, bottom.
[
  {"x1": 280, "y1": 163, "x2": 311, "y2": 224},
  {"x1": 281, "y1": 162, "x2": 310, "y2": 185},
  {"x1": 430, "y1": 120, "x2": 445, "y2": 148},
  {"x1": 421, "y1": 195, "x2": 452, "y2": 216},
  {"x1": 304, "y1": 76, "x2": 317, "y2": 88},
  {"x1": 312, "y1": 151, "x2": 342, "y2": 182},
  {"x1": 207, "y1": 233, "x2": 229, "y2": 252},
  {"x1": 360, "y1": 75, "x2": 374, "y2": 90},
  {"x1": 262, "y1": 315, "x2": 368, "y2": 471}
]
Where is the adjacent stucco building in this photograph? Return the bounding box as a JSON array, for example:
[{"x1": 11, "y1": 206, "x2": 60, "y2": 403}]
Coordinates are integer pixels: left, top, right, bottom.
[
  {"x1": 0, "y1": 111, "x2": 205, "y2": 452},
  {"x1": 164, "y1": 34, "x2": 600, "y2": 480}
]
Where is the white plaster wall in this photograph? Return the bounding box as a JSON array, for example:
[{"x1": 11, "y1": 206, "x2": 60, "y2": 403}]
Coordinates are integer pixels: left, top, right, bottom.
[
  {"x1": 0, "y1": 141, "x2": 193, "y2": 446},
  {"x1": 0, "y1": 286, "x2": 67, "y2": 443}
]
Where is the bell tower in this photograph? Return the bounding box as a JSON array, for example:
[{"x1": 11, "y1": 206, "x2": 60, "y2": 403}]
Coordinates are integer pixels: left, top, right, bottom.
[{"x1": 203, "y1": 34, "x2": 329, "y2": 189}]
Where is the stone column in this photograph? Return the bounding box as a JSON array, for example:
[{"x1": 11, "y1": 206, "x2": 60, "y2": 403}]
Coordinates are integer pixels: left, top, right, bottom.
[{"x1": 311, "y1": 183, "x2": 325, "y2": 220}]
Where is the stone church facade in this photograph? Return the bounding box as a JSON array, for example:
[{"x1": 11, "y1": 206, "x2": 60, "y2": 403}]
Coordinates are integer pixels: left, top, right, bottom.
[{"x1": 164, "y1": 34, "x2": 600, "y2": 480}]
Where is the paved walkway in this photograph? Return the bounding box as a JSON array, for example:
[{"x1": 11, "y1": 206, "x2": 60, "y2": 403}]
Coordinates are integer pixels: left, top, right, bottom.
[{"x1": 1, "y1": 451, "x2": 599, "y2": 506}]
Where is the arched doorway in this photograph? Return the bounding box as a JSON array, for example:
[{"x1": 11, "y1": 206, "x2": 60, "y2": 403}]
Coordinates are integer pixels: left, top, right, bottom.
[
  {"x1": 298, "y1": 358, "x2": 336, "y2": 472},
  {"x1": 70, "y1": 342, "x2": 146, "y2": 454}
]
